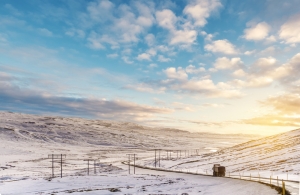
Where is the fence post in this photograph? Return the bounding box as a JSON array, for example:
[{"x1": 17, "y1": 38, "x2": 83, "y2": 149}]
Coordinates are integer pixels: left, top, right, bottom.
[
  {"x1": 277, "y1": 176, "x2": 279, "y2": 186},
  {"x1": 239, "y1": 172, "x2": 241, "y2": 179},
  {"x1": 250, "y1": 173, "x2": 251, "y2": 181},
  {"x1": 259, "y1": 174, "x2": 260, "y2": 182},
  {"x1": 282, "y1": 180, "x2": 285, "y2": 195},
  {"x1": 270, "y1": 176, "x2": 271, "y2": 184}
]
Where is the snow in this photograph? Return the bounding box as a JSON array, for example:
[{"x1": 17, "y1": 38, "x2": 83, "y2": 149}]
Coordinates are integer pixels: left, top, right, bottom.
[
  {"x1": 0, "y1": 111, "x2": 294, "y2": 194},
  {"x1": 139, "y1": 128, "x2": 300, "y2": 194}
]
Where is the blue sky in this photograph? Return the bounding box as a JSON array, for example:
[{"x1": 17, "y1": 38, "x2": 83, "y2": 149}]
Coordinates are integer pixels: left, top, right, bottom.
[{"x1": 1, "y1": 0, "x2": 300, "y2": 135}]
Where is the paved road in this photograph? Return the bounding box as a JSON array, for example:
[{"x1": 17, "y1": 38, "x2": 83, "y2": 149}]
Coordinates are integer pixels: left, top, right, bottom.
[
  {"x1": 230, "y1": 175, "x2": 299, "y2": 195},
  {"x1": 116, "y1": 162, "x2": 285, "y2": 195}
]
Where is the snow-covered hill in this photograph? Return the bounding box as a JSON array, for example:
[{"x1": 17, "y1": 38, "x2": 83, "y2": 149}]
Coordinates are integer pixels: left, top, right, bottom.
[
  {"x1": 0, "y1": 111, "x2": 296, "y2": 194},
  {"x1": 0, "y1": 111, "x2": 257, "y2": 150},
  {"x1": 147, "y1": 128, "x2": 300, "y2": 177}
]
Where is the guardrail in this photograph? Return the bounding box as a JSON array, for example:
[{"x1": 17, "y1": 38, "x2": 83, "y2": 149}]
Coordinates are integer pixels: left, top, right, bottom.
[{"x1": 122, "y1": 162, "x2": 292, "y2": 195}]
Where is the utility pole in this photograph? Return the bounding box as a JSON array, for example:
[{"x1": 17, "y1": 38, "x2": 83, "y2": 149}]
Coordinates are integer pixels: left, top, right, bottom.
[
  {"x1": 48, "y1": 154, "x2": 66, "y2": 178},
  {"x1": 83, "y1": 158, "x2": 98, "y2": 175},
  {"x1": 83, "y1": 159, "x2": 92, "y2": 175},
  {"x1": 126, "y1": 154, "x2": 137, "y2": 174},
  {"x1": 133, "y1": 154, "x2": 136, "y2": 174},
  {"x1": 158, "y1": 150, "x2": 160, "y2": 167},
  {"x1": 155, "y1": 149, "x2": 157, "y2": 167},
  {"x1": 52, "y1": 154, "x2": 54, "y2": 177},
  {"x1": 94, "y1": 160, "x2": 96, "y2": 174},
  {"x1": 126, "y1": 154, "x2": 131, "y2": 174}
]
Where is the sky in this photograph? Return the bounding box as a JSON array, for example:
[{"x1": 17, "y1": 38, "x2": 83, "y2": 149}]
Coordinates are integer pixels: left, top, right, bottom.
[{"x1": 1, "y1": 0, "x2": 300, "y2": 135}]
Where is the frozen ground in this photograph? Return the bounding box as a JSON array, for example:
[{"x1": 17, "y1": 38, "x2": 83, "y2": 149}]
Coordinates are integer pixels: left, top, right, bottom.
[
  {"x1": 140, "y1": 128, "x2": 300, "y2": 194},
  {"x1": 0, "y1": 111, "x2": 294, "y2": 194}
]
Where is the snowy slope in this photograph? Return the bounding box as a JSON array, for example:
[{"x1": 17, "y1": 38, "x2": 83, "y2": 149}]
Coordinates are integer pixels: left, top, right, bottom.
[
  {"x1": 143, "y1": 128, "x2": 300, "y2": 178},
  {"x1": 0, "y1": 111, "x2": 290, "y2": 195},
  {"x1": 0, "y1": 111, "x2": 258, "y2": 150}
]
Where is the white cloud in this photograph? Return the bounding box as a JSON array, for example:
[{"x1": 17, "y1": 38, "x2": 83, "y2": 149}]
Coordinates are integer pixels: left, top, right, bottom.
[
  {"x1": 243, "y1": 22, "x2": 271, "y2": 41},
  {"x1": 214, "y1": 57, "x2": 243, "y2": 70},
  {"x1": 65, "y1": 28, "x2": 85, "y2": 38},
  {"x1": 158, "y1": 55, "x2": 171, "y2": 62},
  {"x1": 205, "y1": 39, "x2": 238, "y2": 55},
  {"x1": 125, "y1": 83, "x2": 165, "y2": 94},
  {"x1": 87, "y1": 31, "x2": 106, "y2": 49},
  {"x1": 254, "y1": 57, "x2": 276, "y2": 67},
  {"x1": 183, "y1": 0, "x2": 222, "y2": 27},
  {"x1": 107, "y1": 53, "x2": 118, "y2": 58},
  {"x1": 164, "y1": 67, "x2": 188, "y2": 80},
  {"x1": 185, "y1": 65, "x2": 205, "y2": 74},
  {"x1": 137, "y1": 53, "x2": 152, "y2": 61},
  {"x1": 170, "y1": 29, "x2": 197, "y2": 45},
  {"x1": 85, "y1": 1, "x2": 155, "y2": 49},
  {"x1": 244, "y1": 50, "x2": 256, "y2": 55},
  {"x1": 147, "y1": 48, "x2": 157, "y2": 56},
  {"x1": 279, "y1": 14, "x2": 300, "y2": 43},
  {"x1": 260, "y1": 46, "x2": 277, "y2": 56},
  {"x1": 148, "y1": 63, "x2": 158, "y2": 69},
  {"x1": 232, "y1": 69, "x2": 246, "y2": 77},
  {"x1": 38, "y1": 28, "x2": 53, "y2": 37},
  {"x1": 155, "y1": 9, "x2": 177, "y2": 30},
  {"x1": 122, "y1": 56, "x2": 133, "y2": 64},
  {"x1": 145, "y1": 33, "x2": 155, "y2": 46},
  {"x1": 266, "y1": 35, "x2": 276, "y2": 43}
]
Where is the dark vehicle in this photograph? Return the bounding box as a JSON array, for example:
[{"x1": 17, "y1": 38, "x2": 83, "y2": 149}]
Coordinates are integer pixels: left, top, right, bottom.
[{"x1": 212, "y1": 164, "x2": 226, "y2": 177}]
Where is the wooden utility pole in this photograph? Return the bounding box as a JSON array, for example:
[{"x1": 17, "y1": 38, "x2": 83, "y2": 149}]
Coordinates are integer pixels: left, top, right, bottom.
[
  {"x1": 126, "y1": 154, "x2": 131, "y2": 174},
  {"x1": 282, "y1": 180, "x2": 286, "y2": 195},
  {"x1": 158, "y1": 150, "x2": 160, "y2": 167},
  {"x1": 126, "y1": 154, "x2": 137, "y2": 174},
  {"x1": 133, "y1": 154, "x2": 136, "y2": 174},
  {"x1": 154, "y1": 149, "x2": 157, "y2": 167},
  {"x1": 48, "y1": 154, "x2": 66, "y2": 178}
]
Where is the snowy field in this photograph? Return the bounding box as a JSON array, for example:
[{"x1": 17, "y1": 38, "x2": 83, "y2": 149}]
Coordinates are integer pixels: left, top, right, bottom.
[{"x1": 0, "y1": 112, "x2": 297, "y2": 194}]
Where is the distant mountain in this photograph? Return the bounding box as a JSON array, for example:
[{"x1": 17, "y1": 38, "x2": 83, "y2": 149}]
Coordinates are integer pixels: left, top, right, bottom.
[
  {"x1": 171, "y1": 128, "x2": 300, "y2": 174},
  {"x1": 0, "y1": 111, "x2": 258, "y2": 151}
]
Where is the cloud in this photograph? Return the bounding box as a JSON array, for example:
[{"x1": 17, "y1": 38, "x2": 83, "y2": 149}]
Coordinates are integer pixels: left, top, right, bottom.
[
  {"x1": 243, "y1": 93, "x2": 300, "y2": 127},
  {"x1": 164, "y1": 67, "x2": 188, "y2": 80},
  {"x1": 185, "y1": 65, "x2": 205, "y2": 74},
  {"x1": 204, "y1": 39, "x2": 238, "y2": 55},
  {"x1": 156, "y1": 9, "x2": 177, "y2": 30},
  {"x1": 148, "y1": 63, "x2": 158, "y2": 69},
  {"x1": 145, "y1": 33, "x2": 155, "y2": 46},
  {"x1": 126, "y1": 65, "x2": 242, "y2": 98},
  {"x1": 124, "y1": 83, "x2": 165, "y2": 94},
  {"x1": 38, "y1": 28, "x2": 53, "y2": 37},
  {"x1": 107, "y1": 53, "x2": 118, "y2": 58},
  {"x1": 155, "y1": 1, "x2": 221, "y2": 47},
  {"x1": 243, "y1": 22, "x2": 271, "y2": 41},
  {"x1": 65, "y1": 28, "x2": 85, "y2": 38},
  {"x1": 183, "y1": 0, "x2": 222, "y2": 27},
  {"x1": 279, "y1": 14, "x2": 300, "y2": 44},
  {"x1": 122, "y1": 56, "x2": 134, "y2": 64},
  {"x1": 86, "y1": 1, "x2": 155, "y2": 49},
  {"x1": 169, "y1": 29, "x2": 197, "y2": 45},
  {"x1": 214, "y1": 57, "x2": 243, "y2": 70},
  {"x1": 137, "y1": 53, "x2": 152, "y2": 61},
  {"x1": 232, "y1": 69, "x2": 246, "y2": 77},
  {"x1": 0, "y1": 80, "x2": 172, "y2": 121},
  {"x1": 253, "y1": 57, "x2": 276, "y2": 68},
  {"x1": 158, "y1": 55, "x2": 171, "y2": 62},
  {"x1": 87, "y1": 31, "x2": 105, "y2": 49},
  {"x1": 244, "y1": 50, "x2": 256, "y2": 55}
]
